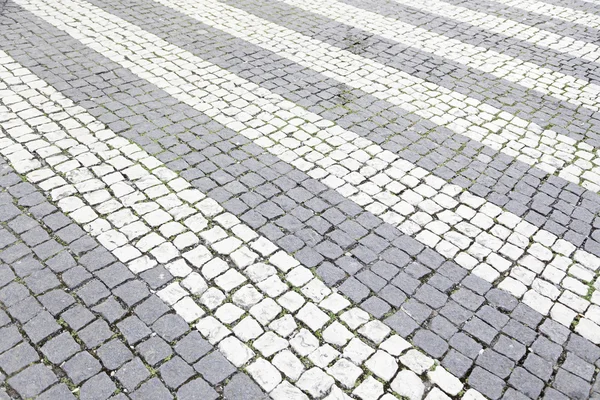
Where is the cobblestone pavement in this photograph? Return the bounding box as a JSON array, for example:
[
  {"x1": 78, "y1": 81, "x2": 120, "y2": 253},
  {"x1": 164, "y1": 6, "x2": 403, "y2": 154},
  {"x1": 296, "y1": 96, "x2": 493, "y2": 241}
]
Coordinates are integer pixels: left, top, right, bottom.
[{"x1": 0, "y1": 0, "x2": 600, "y2": 399}]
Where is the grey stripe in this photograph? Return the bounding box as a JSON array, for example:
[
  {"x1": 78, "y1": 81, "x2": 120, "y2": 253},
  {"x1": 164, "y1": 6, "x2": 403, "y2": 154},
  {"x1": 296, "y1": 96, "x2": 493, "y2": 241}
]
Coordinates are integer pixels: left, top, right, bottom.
[
  {"x1": 520, "y1": 0, "x2": 600, "y2": 15},
  {"x1": 4, "y1": 4, "x2": 600, "y2": 399},
  {"x1": 78, "y1": 0, "x2": 600, "y2": 257},
  {"x1": 446, "y1": 0, "x2": 600, "y2": 43},
  {"x1": 221, "y1": 0, "x2": 600, "y2": 145},
  {"x1": 331, "y1": 0, "x2": 600, "y2": 85}
]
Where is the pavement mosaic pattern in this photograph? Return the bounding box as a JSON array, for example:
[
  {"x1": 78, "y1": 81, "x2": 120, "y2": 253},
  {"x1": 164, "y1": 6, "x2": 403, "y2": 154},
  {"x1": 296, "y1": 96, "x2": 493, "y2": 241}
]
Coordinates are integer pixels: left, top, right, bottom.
[{"x1": 0, "y1": 0, "x2": 600, "y2": 399}]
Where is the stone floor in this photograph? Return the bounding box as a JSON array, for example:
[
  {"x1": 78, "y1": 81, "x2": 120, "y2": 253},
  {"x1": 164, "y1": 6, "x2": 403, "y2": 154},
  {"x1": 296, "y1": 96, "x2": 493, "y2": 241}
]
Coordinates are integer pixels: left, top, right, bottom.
[{"x1": 0, "y1": 0, "x2": 600, "y2": 399}]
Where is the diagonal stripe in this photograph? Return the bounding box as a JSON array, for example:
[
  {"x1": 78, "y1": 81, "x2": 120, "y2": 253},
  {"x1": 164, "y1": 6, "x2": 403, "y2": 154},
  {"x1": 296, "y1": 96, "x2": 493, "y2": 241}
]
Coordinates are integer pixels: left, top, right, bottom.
[
  {"x1": 491, "y1": 0, "x2": 600, "y2": 29},
  {"x1": 276, "y1": 0, "x2": 600, "y2": 113},
  {"x1": 442, "y1": 0, "x2": 600, "y2": 44},
  {"x1": 148, "y1": 0, "x2": 600, "y2": 194},
  {"x1": 0, "y1": 50, "x2": 476, "y2": 399},
  {"x1": 215, "y1": 0, "x2": 600, "y2": 151},
  {"x1": 388, "y1": 0, "x2": 600, "y2": 63},
  {"x1": 529, "y1": 0, "x2": 600, "y2": 11},
  {"x1": 6, "y1": 0, "x2": 600, "y2": 262},
  {"x1": 12, "y1": 0, "x2": 600, "y2": 342}
]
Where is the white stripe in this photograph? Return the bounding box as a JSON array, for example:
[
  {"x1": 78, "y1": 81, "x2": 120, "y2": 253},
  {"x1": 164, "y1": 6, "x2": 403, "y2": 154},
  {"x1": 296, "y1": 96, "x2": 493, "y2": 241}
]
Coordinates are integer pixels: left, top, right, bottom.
[
  {"x1": 492, "y1": 0, "x2": 600, "y2": 29},
  {"x1": 277, "y1": 0, "x2": 600, "y2": 113},
  {"x1": 155, "y1": 0, "x2": 600, "y2": 192},
  {"x1": 0, "y1": 53, "x2": 466, "y2": 398},
  {"x1": 390, "y1": 0, "x2": 600, "y2": 63},
  {"x1": 15, "y1": 0, "x2": 600, "y2": 337}
]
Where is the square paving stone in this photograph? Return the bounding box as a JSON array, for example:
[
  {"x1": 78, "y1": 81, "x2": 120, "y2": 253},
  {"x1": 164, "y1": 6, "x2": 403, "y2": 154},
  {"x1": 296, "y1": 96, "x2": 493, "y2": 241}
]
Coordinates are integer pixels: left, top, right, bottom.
[
  {"x1": 442, "y1": 349, "x2": 473, "y2": 378},
  {"x1": 117, "y1": 316, "x2": 151, "y2": 345},
  {"x1": 136, "y1": 336, "x2": 173, "y2": 366},
  {"x1": 566, "y1": 335, "x2": 600, "y2": 364},
  {"x1": 61, "y1": 305, "x2": 95, "y2": 331},
  {"x1": 0, "y1": 310, "x2": 9, "y2": 328},
  {"x1": 96, "y1": 262, "x2": 134, "y2": 289},
  {"x1": 0, "y1": 243, "x2": 29, "y2": 264},
  {"x1": 511, "y1": 303, "x2": 543, "y2": 328},
  {"x1": 140, "y1": 265, "x2": 173, "y2": 289},
  {"x1": 8, "y1": 215, "x2": 37, "y2": 234},
  {"x1": 24, "y1": 268, "x2": 60, "y2": 295},
  {"x1": 46, "y1": 250, "x2": 77, "y2": 273},
  {"x1": 338, "y1": 277, "x2": 370, "y2": 303},
  {"x1": 0, "y1": 326, "x2": 23, "y2": 354},
  {"x1": 553, "y1": 369, "x2": 593, "y2": 399},
  {"x1": 360, "y1": 296, "x2": 391, "y2": 319},
  {"x1": 8, "y1": 296, "x2": 43, "y2": 324},
  {"x1": 429, "y1": 315, "x2": 458, "y2": 340},
  {"x1": 177, "y1": 377, "x2": 218, "y2": 400},
  {"x1": 97, "y1": 339, "x2": 134, "y2": 370},
  {"x1": 135, "y1": 295, "x2": 170, "y2": 325},
  {"x1": 401, "y1": 299, "x2": 433, "y2": 324},
  {"x1": 78, "y1": 320, "x2": 113, "y2": 348},
  {"x1": 223, "y1": 373, "x2": 267, "y2": 400},
  {"x1": 194, "y1": 351, "x2": 236, "y2": 384},
  {"x1": 0, "y1": 342, "x2": 39, "y2": 375},
  {"x1": 174, "y1": 331, "x2": 212, "y2": 363},
  {"x1": 451, "y1": 288, "x2": 484, "y2": 311},
  {"x1": 508, "y1": 367, "x2": 545, "y2": 399},
  {"x1": 68, "y1": 236, "x2": 97, "y2": 256},
  {"x1": 524, "y1": 353, "x2": 554, "y2": 382},
  {"x1": 412, "y1": 329, "x2": 449, "y2": 358},
  {"x1": 77, "y1": 279, "x2": 110, "y2": 306},
  {"x1": 38, "y1": 383, "x2": 77, "y2": 400},
  {"x1": 0, "y1": 282, "x2": 29, "y2": 307},
  {"x1": 38, "y1": 289, "x2": 76, "y2": 315},
  {"x1": 539, "y1": 319, "x2": 570, "y2": 345},
  {"x1": 475, "y1": 349, "x2": 514, "y2": 379},
  {"x1": 378, "y1": 284, "x2": 407, "y2": 308},
  {"x1": 79, "y1": 372, "x2": 116, "y2": 400},
  {"x1": 115, "y1": 358, "x2": 150, "y2": 392},
  {"x1": 391, "y1": 272, "x2": 420, "y2": 295},
  {"x1": 23, "y1": 310, "x2": 61, "y2": 343},
  {"x1": 493, "y1": 335, "x2": 526, "y2": 362},
  {"x1": 467, "y1": 366, "x2": 505, "y2": 400},
  {"x1": 131, "y1": 377, "x2": 173, "y2": 400},
  {"x1": 532, "y1": 336, "x2": 563, "y2": 363},
  {"x1": 7, "y1": 364, "x2": 57, "y2": 398},
  {"x1": 449, "y1": 332, "x2": 482, "y2": 360},
  {"x1": 0, "y1": 264, "x2": 15, "y2": 288},
  {"x1": 562, "y1": 353, "x2": 595, "y2": 381},
  {"x1": 12, "y1": 257, "x2": 44, "y2": 278},
  {"x1": 55, "y1": 224, "x2": 85, "y2": 244},
  {"x1": 34, "y1": 239, "x2": 63, "y2": 260},
  {"x1": 384, "y1": 310, "x2": 419, "y2": 338},
  {"x1": 79, "y1": 248, "x2": 115, "y2": 272},
  {"x1": 502, "y1": 320, "x2": 537, "y2": 346},
  {"x1": 463, "y1": 317, "x2": 498, "y2": 345},
  {"x1": 21, "y1": 226, "x2": 50, "y2": 247},
  {"x1": 152, "y1": 314, "x2": 189, "y2": 342},
  {"x1": 61, "y1": 265, "x2": 92, "y2": 288},
  {"x1": 42, "y1": 213, "x2": 71, "y2": 231},
  {"x1": 113, "y1": 280, "x2": 150, "y2": 306},
  {"x1": 41, "y1": 332, "x2": 80, "y2": 364},
  {"x1": 159, "y1": 356, "x2": 195, "y2": 389},
  {"x1": 92, "y1": 296, "x2": 126, "y2": 324},
  {"x1": 63, "y1": 351, "x2": 102, "y2": 385}
]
